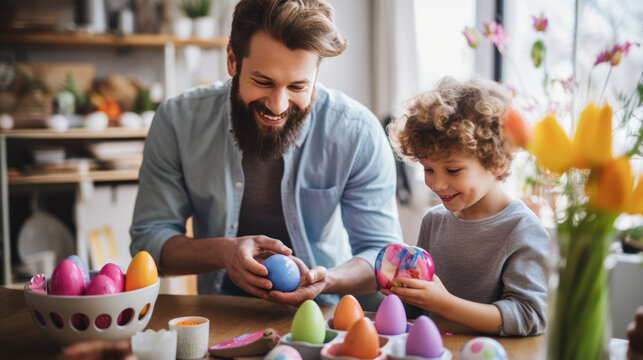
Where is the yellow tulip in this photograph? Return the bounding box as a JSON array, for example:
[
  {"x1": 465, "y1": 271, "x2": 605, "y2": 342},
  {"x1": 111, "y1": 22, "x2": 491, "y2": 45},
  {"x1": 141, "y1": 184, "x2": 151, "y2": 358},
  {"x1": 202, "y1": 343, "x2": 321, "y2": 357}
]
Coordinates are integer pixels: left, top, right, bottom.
[
  {"x1": 586, "y1": 156, "x2": 633, "y2": 212},
  {"x1": 572, "y1": 103, "x2": 613, "y2": 169},
  {"x1": 527, "y1": 114, "x2": 573, "y2": 174},
  {"x1": 625, "y1": 177, "x2": 643, "y2": 215}
]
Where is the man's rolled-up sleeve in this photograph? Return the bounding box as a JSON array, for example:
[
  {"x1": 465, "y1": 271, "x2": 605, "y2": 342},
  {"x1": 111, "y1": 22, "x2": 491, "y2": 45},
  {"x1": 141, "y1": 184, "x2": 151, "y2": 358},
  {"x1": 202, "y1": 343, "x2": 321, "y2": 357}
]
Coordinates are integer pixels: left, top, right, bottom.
[
  {"x1": 341, "y1": 116, "x2": 403, "y2": 268},
  {"x1": 130, "y1": 102, "x2": 192, "y2": 269}
]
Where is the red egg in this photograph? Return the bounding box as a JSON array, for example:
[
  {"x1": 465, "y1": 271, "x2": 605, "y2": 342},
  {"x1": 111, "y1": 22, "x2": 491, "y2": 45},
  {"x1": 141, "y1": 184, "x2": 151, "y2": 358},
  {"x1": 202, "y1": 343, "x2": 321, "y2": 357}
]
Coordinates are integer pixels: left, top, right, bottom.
[
  {"x1": 49, "y1": 259, "x2": 85, "y2": 296},
  {"x1": 85, "y1": 275, "x2": 120, "y2": 296},
  {"x1": 99, "y1": 263, "x2": 125, "y2": 292}
]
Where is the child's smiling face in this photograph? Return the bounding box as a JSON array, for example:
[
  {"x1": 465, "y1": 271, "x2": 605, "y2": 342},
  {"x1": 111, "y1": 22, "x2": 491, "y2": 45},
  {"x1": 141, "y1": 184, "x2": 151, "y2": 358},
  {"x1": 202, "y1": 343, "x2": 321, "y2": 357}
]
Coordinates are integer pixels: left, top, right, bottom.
[{"x1": 419, "y1": 151, "x2": 509, "y2": 220}]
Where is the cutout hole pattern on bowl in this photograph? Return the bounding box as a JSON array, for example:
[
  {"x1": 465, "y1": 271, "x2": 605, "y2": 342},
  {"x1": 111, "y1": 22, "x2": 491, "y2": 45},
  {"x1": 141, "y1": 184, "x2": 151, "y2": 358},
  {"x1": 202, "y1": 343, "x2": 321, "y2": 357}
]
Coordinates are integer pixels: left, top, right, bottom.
[
  {"x1": 138, "y1": 303, "x2": 150, "y2": 320},
  {"x1": 50, "y1": 313, "x2": 64, "y2": 329},
  {"x1": 33, "y1": 310, "x2": 45, "y2": 326},
  {"x1": 39, "y1": 308, "x2": 143, "y2": 332},
  {"x1": 72, "y1": 313, "x2": 89, "y2": 331},
  {"x1": 118, "y1": 308, "x2": 134, "y2": 326},
  {"x1": 95, "y1": 314, "x2": 111, "y2": 330}
]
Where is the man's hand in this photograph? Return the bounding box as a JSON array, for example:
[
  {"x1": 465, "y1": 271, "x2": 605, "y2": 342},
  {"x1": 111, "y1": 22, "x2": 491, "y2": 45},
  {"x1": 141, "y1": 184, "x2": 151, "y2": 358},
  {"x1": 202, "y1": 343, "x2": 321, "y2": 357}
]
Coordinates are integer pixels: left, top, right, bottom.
[
  {"x1": 381, "y1": 275, "x2": 453, "y2": 315},
  {"x1": 268, "y1": 256, "x2": 328, "y2": 306},
  {"x1": 59, "y1": 340, "x2": 136, "y2": 360},
  {"x1": 222, "y1": 236, "x2": 292, "y2": 300}
]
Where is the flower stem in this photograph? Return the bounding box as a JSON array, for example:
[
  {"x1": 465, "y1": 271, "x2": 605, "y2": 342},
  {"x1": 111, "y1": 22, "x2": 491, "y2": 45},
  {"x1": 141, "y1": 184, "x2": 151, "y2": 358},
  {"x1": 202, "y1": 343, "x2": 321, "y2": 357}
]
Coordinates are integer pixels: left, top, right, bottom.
[{"x1": 599, "y1": 66, "x2": 613, "y2": 104}]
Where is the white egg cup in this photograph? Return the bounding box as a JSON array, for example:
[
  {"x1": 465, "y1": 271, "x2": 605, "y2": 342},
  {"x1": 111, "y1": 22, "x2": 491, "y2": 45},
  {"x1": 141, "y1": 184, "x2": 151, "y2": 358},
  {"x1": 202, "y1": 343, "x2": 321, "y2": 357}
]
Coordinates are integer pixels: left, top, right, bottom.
[
  {"x1": 169, "y1": 316, "x2": 210, "y2": 359},
  {"x1": 280, "y1": 329, "x2": 339, "y2": 360},
  {"x1": 131, "y1": 328, "x2": 177, "y2": 360},
  {"x1": 323, "y1": 319, "x2": 451, "y2": 360}
]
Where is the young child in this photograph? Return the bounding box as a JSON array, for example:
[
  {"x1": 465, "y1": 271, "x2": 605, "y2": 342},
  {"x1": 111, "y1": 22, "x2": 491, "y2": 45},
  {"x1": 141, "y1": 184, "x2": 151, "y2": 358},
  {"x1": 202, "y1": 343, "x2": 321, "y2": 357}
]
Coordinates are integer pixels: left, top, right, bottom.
[{"x1": 385, "y1": 77, "x2": 549, "y2": 336}]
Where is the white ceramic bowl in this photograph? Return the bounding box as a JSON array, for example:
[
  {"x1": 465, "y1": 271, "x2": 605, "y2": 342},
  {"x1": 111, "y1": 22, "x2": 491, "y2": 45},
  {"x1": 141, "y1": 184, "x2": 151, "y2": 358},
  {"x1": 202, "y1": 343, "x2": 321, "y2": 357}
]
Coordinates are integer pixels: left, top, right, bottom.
[{"x1": 24, "y1": 279, "x2": 160, "y2": 346}]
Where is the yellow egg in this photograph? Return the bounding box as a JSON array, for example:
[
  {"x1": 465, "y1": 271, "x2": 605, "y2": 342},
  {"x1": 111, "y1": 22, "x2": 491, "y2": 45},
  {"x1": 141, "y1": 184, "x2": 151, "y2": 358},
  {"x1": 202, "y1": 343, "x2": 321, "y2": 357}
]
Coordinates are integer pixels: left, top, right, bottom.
[
  {"x1": 333, "y1": 295, "x2": 364, "y2": 330},
  {"x1": 125, "y1": 251, "x2": 158, "y2": 291}
]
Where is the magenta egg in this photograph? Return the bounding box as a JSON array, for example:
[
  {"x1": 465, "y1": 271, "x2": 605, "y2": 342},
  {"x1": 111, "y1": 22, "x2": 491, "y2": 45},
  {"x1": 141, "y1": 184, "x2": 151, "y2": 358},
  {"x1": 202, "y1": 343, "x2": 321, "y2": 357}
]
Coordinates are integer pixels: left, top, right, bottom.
[
  {"x1": 406, "y1": 315, "x2": 443, "y2": 358},
  {"x1": 49, "y1": 259, "x2": 85, "y2": 296},
  {"x1": 85, "y1": 275, "x2": 120, "y2": 296},
  {"x1": 374, "y1": 294, "x2": 407, "y2": 335},
  {"x1": 98, "y1": 263, "x2": 125, "y2": 292}
]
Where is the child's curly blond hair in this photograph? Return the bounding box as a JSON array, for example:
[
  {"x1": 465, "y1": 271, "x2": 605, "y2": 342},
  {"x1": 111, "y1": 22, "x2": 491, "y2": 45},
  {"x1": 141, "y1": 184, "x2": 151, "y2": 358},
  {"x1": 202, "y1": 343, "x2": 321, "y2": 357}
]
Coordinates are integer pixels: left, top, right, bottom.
[{"x1": 388, "y1": 76, "x2": 514, "y2": 180}]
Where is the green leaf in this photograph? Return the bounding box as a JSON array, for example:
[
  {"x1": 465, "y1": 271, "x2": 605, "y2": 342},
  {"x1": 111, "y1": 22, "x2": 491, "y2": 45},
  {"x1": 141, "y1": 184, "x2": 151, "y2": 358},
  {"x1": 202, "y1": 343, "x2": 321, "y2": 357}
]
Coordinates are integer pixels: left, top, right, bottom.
[
  {"x1": 531, "y1": 40, "x2": 545, "y2": 68},
  {"x1": 62, "y1": 72, "x2": 87, "y2": 113}
]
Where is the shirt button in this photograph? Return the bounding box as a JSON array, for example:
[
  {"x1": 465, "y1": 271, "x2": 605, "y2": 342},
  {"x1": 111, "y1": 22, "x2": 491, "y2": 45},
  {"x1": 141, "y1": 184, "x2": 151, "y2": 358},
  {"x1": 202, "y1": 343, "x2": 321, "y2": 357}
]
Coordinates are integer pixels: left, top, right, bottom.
[
  {"x1": 231, "y1": 222, "x2": 238, "y2": 229},
  {"x1": 234, "y1": 181, "x2": 242, "y2": 189}
]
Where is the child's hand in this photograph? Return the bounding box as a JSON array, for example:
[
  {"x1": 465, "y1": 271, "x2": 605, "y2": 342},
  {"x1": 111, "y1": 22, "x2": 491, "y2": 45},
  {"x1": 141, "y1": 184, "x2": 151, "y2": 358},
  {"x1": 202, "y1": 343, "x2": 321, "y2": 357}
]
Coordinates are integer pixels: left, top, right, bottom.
[{"x1": 380, "y1": 275, "x2": 453, "y2": 315}]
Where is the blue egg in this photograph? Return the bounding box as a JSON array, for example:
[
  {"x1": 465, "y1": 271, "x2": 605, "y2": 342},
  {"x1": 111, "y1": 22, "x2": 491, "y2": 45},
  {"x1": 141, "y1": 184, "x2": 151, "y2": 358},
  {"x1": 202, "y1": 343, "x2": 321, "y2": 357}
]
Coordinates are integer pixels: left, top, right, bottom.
[
  {"x1": 263, "y1": 254, "x2": 300, "y2": 292},
  {"x1": 66, "y1": 255, "x2": 90, "y2": 286}
]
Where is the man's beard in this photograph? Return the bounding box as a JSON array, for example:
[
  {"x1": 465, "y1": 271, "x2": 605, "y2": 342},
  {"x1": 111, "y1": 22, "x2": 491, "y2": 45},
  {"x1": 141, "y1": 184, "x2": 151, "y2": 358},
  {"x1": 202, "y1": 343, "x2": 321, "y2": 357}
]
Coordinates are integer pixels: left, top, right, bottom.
[{"x1": 230, "y1": 75, "x2": 313, "y2": 160}]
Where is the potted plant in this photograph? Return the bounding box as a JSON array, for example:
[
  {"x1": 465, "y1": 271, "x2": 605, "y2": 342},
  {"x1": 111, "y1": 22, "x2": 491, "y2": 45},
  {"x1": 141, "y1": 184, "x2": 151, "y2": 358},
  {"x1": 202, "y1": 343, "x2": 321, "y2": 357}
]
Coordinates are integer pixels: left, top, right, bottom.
[{"x1": 180, "y1": 0, "x2": 216, "y2": 39}]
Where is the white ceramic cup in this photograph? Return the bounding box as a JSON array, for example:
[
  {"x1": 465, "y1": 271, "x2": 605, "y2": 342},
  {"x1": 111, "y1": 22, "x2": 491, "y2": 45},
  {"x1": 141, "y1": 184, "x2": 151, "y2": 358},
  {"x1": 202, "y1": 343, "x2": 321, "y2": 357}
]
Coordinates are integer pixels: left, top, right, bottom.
[{"x1": 169, "y1": 316, "x2": 210, "y2": 359}]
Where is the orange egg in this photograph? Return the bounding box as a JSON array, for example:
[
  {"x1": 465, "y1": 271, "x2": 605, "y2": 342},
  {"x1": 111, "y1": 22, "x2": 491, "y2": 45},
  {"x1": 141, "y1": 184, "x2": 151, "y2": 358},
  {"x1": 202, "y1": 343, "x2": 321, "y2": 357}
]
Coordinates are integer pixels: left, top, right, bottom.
[
  {"x1": 333, "y1": 295, "x2": 364, "y2": 330},
  {"x1": 341, "y1": 318, "x2": 379, "y2": 359},
  {"x1": 125, "y1": 251, "x2": 158, "y2": 291}
]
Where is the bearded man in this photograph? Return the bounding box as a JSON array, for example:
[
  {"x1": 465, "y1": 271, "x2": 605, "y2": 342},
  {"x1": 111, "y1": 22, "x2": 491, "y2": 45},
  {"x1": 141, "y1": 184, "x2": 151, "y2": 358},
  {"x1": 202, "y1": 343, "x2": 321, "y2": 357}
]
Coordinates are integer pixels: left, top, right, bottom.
[{"x1": 130, "y1": 0, "x2": 402, "y2": 306}]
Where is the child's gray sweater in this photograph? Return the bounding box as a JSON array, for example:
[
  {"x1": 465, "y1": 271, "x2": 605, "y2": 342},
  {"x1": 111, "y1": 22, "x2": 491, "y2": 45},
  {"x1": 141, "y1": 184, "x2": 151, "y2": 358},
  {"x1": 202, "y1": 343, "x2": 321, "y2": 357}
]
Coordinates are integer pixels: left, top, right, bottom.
[{"x1": 417, "y1": 199, "x2": 549, "y2": 336}]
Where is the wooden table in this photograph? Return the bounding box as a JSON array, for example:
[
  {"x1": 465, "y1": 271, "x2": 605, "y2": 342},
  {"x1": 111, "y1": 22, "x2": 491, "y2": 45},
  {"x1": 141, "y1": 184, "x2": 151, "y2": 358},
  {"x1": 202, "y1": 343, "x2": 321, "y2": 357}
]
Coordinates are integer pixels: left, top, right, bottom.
[{"x1": 0, "y1": 287, "x2": 545, "y2": 359}]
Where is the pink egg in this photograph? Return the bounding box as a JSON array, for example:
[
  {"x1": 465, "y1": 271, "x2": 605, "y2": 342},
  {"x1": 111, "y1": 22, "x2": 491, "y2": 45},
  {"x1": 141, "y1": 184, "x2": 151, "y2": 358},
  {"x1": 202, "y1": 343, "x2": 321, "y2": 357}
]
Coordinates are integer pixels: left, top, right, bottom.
[
  {"x1": 98, "y1": 263, "x2": 125, "y2": 292},
  {"x1": 85, "y1": 274, "x2": 120, "y2": 296},
  {"x1": 374, "y1": 294, "x2": 407, "y2": 335},
  {"x1": 406, "y1": 315, "x2": 443, "y2": 358},
  {"x1": 49, "y1": 259, "x2": 85, "y2": 296}
]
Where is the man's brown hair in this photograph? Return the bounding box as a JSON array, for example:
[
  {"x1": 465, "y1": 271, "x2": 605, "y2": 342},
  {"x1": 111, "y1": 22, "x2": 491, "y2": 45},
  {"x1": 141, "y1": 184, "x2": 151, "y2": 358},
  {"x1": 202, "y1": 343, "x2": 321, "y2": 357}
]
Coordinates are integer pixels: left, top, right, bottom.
[{"x1": 229, "y1": 0, "x2": 348, "y2": 65}]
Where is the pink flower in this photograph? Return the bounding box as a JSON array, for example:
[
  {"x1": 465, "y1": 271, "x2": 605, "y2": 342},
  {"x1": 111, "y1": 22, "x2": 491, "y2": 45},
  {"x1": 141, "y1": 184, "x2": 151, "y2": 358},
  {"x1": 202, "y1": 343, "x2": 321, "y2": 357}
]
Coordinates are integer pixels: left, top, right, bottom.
[
  {"x1": 505, "y1": 85, "x2": 517, "y2": 97},
  {"x1": 462, "y1": 27, "x2": 481, "y2": 49},
  {"x1": 482, "y1": 21, "x2": 508, "y2": 54},
  {"x1": 594, "y1": 42, "x2": 640, "y2": 66},
  {"x1": 561, "y1": 76, "x2": 574, "y2": 91},
  {"x1": 532, "y1": 14, "x2": 548, "y2": 32}
]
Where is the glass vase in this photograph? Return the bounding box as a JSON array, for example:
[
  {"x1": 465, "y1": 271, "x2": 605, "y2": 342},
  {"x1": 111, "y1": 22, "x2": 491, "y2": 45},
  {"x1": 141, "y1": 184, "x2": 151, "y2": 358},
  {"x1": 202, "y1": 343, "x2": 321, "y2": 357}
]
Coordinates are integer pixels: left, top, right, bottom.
[{"x1": 547, "y1": 210, "x2": 617, "y2": 360}]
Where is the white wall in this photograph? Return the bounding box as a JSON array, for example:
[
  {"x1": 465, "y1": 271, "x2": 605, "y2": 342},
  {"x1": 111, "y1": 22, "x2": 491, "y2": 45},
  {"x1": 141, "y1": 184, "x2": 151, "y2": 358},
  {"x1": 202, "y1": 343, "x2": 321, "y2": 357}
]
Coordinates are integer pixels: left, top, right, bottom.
[{"x1": 317, "y1": 0, "x2": 373, "y2": 110}]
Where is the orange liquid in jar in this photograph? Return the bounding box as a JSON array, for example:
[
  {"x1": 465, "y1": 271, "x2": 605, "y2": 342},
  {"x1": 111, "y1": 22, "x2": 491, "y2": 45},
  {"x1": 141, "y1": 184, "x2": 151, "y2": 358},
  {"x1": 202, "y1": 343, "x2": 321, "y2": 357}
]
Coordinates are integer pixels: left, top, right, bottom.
[{"x1": 174, "y1": 320, "x2": 203, "y2": 326}]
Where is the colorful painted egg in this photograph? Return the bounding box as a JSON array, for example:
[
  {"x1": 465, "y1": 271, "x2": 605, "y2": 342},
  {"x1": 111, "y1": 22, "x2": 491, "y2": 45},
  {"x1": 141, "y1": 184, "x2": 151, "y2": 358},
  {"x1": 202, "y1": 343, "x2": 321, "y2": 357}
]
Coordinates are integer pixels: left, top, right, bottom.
[
  {"x1": 291, "y1": 300, "x2": 326, "y2": 344},
  {"x1": 264, "y1": 254, "x2": 300, "y2": 292},
  {"x1": 49, "y1": 259, "x2": 85, "y2": 296},
  {"x1": 375, "y1": 243, "x2": 434, "y2": 288},
  {"x1": 341, "y1": 317, "x2": 380, "y2": 359},
  {"x1": 263, "y1": 345, "x2": 302, "y2": 360},
  {"x1": 66, "y1": 255, "x2": 90, "y2": 286},
  {"x1": 333, "y1": 295, "x2": 364, "y2": 331},
  {"x1": 99, "y1": 263, "x2": 125, "y2": 292},
  {"x1": 459, "y1": 337, "x2": 507, "y2": 360},
  {"x1": 125, "y1": 251, "x2": 158, "y2": 291},
  {"x1": 374, "y1": 294, "x2": 407, "y2": 335},
  {"x1": 406, "y1": 315, "x2": 443, "y2": 358},
  {"x1": 85, "y1": 274, "x2": 120, "y2": 296}
]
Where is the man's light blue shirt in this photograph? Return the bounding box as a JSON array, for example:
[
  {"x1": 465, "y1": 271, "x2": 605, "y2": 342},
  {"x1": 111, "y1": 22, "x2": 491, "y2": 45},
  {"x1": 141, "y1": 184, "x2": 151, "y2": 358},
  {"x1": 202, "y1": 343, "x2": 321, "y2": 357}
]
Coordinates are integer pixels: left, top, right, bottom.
[{"x1": 130, "y1": 80, "x2": 402, "y2": 304}]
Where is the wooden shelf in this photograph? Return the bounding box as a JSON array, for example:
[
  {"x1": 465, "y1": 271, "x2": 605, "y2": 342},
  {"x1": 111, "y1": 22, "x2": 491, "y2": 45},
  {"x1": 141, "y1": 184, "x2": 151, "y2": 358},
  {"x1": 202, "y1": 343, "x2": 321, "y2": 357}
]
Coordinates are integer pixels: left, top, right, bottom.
[
  {"x1": 8, "y1": 168, "x2": 139, "y2": 185},
  {"x1": 1, "y1": 127, "x2": 148, "y2": 139},
  {"x1": 0, "y1": 32, "x2": 227, "y2": 48}
]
